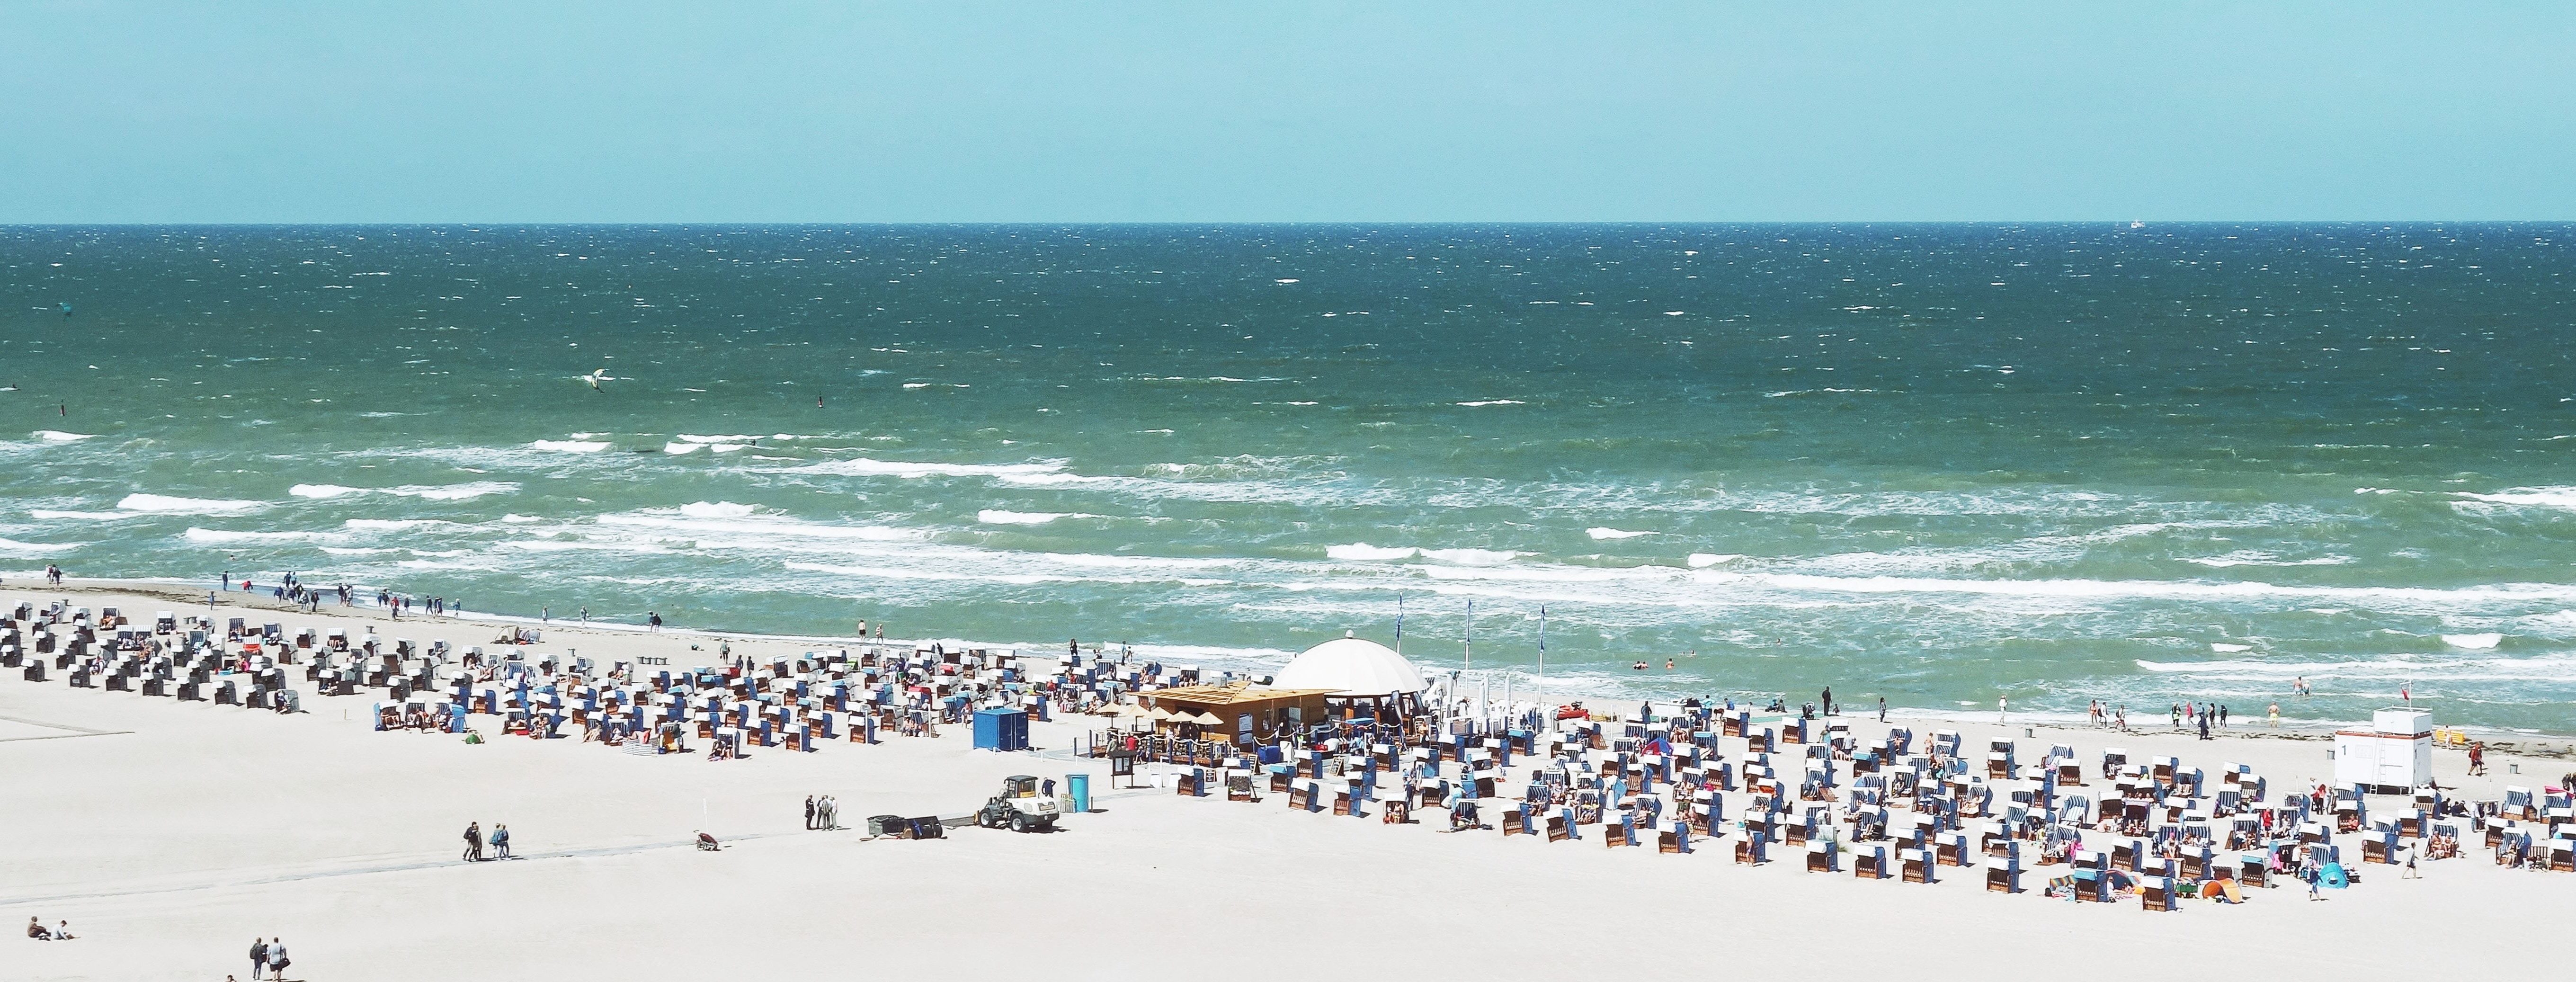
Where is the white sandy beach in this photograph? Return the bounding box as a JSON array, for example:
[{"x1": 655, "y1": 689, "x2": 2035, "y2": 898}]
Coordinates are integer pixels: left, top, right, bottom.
[{"x1": 7, "y1": 583, "x2": 2575, "y2": 981}]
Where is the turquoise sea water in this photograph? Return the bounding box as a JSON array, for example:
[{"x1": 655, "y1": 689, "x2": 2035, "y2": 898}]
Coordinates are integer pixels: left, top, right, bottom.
[{"x1": 4, "y1": 224, "x2": 2574, "y2": 731}]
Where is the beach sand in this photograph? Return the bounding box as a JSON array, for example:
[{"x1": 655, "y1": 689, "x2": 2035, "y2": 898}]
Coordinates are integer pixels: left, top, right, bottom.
[{"x1": 8, "y1": 584, "x2": 2574, "y2": 981}]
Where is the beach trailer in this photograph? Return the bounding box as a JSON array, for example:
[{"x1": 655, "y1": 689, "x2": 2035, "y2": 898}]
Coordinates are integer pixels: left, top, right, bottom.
[
  {"x1": 972, "y1": 707, "x2": 1029, "y2": 752},
  {"x1": 2333, "y1": 710, "x2": 2433, "y2": 793}
]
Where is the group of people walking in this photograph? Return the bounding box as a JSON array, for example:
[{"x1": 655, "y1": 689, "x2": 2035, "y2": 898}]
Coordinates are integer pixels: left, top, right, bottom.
[
  {"x1": 459, "y1": 821, "x2": 512, "y2": 861},
  {"x1": 244, "y1": 936, "x2": 289, "y2": 980}
]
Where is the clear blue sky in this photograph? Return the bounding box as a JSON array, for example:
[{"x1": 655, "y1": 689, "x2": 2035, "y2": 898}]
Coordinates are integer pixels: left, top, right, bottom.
[{"x1": 3, "y1": 2, "x2": 2569, "y2": 223}]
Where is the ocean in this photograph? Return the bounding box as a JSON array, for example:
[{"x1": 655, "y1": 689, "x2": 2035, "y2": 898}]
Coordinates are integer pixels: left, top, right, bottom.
[{"x1": 4, "y1": 223, "x2": 2573, "y2": 732}]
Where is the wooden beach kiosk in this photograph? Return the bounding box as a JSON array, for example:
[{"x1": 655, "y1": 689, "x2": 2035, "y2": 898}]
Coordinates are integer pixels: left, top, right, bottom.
[{"x1": 1143, "y1": 682, "x2": 1338, "y2": 746}]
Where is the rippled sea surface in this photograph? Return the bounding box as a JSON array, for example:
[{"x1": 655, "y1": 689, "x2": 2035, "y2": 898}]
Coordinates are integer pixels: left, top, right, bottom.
[{"x1": 4, "y1": 224, "x2": 2574, "y2": 730}]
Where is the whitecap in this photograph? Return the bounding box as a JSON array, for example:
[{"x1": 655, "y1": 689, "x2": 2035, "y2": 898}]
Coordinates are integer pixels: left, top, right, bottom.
[
  {"x1": 1686, "y1": 553, "x2": 1741, "y2": 568},
  {"x1": 677, "y1": 501, "x2": 758, "y2": 519},
  {"x1": 1587, "y1": 527, "x2": 1652, "y2": 540},
  {"x1": 784, "y1": 457, "x2": 1067, "y2": 480},
  {"x1": 1454, "y1": 400, "x2": 1525, "y2": 407},
  {"x1": 978, "y1": 509, "x2": 1102, "y2": 525},
  {"x1": 119, "y1": 493, "x2": 263, "y2": 515},
  {"x1": 1327, "y1": 543, "x2": 1419, "y2": 561},
  {"x1": 2210, "y1": 643, "x2": 2252, "y2": 652},
  {"x1": 343, "y1": 518, "x2": 455, "y2": 531},
  {"x1": 528, "y1": 440, "x2": 611, "y2": 453},
  {"x1": 0, "y1": 536, "x2": 78, "y2": 555},
  {"x1": 32, "y1": 430, "x2": 94, "y2": 442},
  {"x1": 1420, "y1": 548, "x2": 1522, "y2": 565},
  {"x1": 184, "y1": 527, "x2": 339, "y2": 544},
  {"x1": 2455, "y1": 487, "x2": 2576, "y2": 509},
  {"x1": 675, "y1": 434, "x2": 761, "y2": 444},
  {"x1": 662, "y1": 442, "x2": 702, "y2": 455},
  {"x1": 2442, "y1": 633, "x2": 2504, "y2": 650}
]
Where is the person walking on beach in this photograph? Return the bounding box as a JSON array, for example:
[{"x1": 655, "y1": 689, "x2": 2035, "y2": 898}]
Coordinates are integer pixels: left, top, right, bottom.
[
  {"x1": 1997, "y1": 695, "x2": 2007, "y2": 725},
  {"x1": 491, "y1": 823, "x2": 511, "y2": 859},
  {"x1": 804, "y1": 795, "x2": 817, "y2": 830},
  {"x1": 2469, "y1": 741, "x2": 2487, "y2": 776},
  {"x1": 462, "y1": 821, "x2": 483, "y2": 862},
  {"x1": 2269, "y1": 702, "x2": 2280, "y2": 728},
  {"x1": 1877, "y1": 697, "x2": 1887, "y2": 723},
  {"x1": 648, "y1": 611, "x2": 662, "y2": 631},
  {"x1": 266, "y1": 937, "x2": 289, "y2": 979},
  {"x1": 250, "y1": 938, "x2": 269, "y2": 979},
  {"x1": 2198, "y1": 713, "x2": 2212, "y2": 741}
]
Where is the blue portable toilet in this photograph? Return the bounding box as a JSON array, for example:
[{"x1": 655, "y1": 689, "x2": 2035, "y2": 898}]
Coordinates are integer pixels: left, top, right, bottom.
[
  {"x1": 1068, "y1": 773, "x2": 1091, "y2": 813},
  {"x1": 972, "y1": 707, "x2": 1029, "y2": 751}
]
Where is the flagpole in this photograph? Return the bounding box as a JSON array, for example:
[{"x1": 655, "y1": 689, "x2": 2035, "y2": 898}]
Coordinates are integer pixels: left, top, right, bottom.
[
  {"x1": 1394, "y1": 594, "x2": 1404, "y2": 657},
  {"x1": 1536, "y1": 605, "x2": 1546, "y2": 696}
]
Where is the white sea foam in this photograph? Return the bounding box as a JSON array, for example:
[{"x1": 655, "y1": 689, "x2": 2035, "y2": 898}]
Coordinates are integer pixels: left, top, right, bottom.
[
  {"x1": 528, "y1": 440, "x2": 612, "y2": 453},
  {"x1": 1327, "y1": 543, "x2": 1420, "y2": 561},
  {"x1": 708, "y1": 444, "x2": 748, "y2": 454},
  {"x1": 678, "y1": 501, "x2": 758, "y2": 518},
  {"x1": 343, "y1": 518, "x2": 455, "y2": 531},
  {"x1": 31, "y1": 509, "x2": 135, "y2": 521},
  {"x1": 2182, "y1": 553, "x2": 2352, "y2": 568},
  {"x1": 32, "y1": 430, "x2": 94, "y2": 442},
  {"x1": 290, "y1": 481, "x2": 518, "y2": 501},
  {"x1": 1587, "y1": 527, "x2": 1652, "y2": 540},
  {"x1": 1687, "y1": 553, "x2": 1740, "y2": 568},
  {"x1": 2442, "y1": 633, "x2": 2504, "y2": 650},
  {"x1": 1420, "y1": 547, "x2": 1522, "y2": 565},
  {"x1": 784, "y1": 457, "x2": 1068, "y2": 480},
  {"x1": 119, "y1": 493, "x2": 263, "y2": 515},
  {"x1": 675, "y1": 434, "x2": 761, "y2": 443},
  {"x1": 662, "y1": 442, "x2": 702, "y2": 455},
  {"x1": 1454, "y1": 400, "x2": 1525, "y2": 407},
  {"x1": 2455, "y1": 487, "x2": 2576, "y2": 509},
  {"x1": 320, "y1": 546, "x2": 397, "y2": 556},
  {"x1": 183, "y1": 527, "x2": 340, "y2": 544},
  {"x1": 501, "y1": 514, "x2": 544, "y2": 524},
  {"x1": 2210, "y1": 643, "x2": 2252, "y2": 652},
  {"x1": 0, "y1": 536, "x2": 77, "y2": 554},
  {"x1": 978, "y1": 509, "x2": 1103, "y2": 525}
]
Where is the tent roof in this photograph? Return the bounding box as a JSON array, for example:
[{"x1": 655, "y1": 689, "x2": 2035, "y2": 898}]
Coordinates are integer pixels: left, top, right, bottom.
[{"x1": 1269, "y1": 634, "x2": 1427, "y2": 697}]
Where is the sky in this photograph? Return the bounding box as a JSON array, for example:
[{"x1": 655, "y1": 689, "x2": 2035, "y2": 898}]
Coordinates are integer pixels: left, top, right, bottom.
[{"x1": 2, "y1": 2, "x2": 2571, "y2": 223}]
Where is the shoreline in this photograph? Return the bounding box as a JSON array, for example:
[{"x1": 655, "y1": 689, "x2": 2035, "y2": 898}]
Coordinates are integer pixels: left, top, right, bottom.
[{"x1": 14, "y1": 574, "x2": 2574, "y2": 757}]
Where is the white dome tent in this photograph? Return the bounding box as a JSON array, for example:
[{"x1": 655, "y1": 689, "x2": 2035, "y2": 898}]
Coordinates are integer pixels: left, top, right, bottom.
[{"x1": 1270, "y1": 632, "x2": 1427, "y2": 701}]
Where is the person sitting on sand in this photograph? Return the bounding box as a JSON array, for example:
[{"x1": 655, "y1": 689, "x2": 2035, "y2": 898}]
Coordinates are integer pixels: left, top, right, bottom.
[{"x1": 28, "y1": 916, "x2": 52, "y2": 940}]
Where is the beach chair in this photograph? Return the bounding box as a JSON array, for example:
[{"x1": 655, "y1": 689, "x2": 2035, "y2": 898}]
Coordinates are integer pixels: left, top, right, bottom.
[
  {"x1": 2180, "y1": 844, "x2": 2213, "y2": 878},
  {"x1": 1604, "y1": 816, "x2": 1633, "y2": 848},
  {"x1": 2112, "y1": 839, "x2": 2142, "y2": 872},
  {"x1": 1546, "y1": 812, "x2": 1571, "y2": 842},
  {"x1": 2140, "y1": 875, "x2": 2174, "y2": 911},
  {"x1": 1852, "y1": 844, "x2": 1886, "y2": 879},
  {"x1": 2362, "y1": 829, "x2": 2397, "y2": 864},
  {"x1": 1736, "y1": 830, "x2": 1768, "y2": 865},
  {"x1": 1501, "y1": 803, "x2": 1529, "y2": 837},
  {"x1": 1658, "y1": 821, "x2": 1692, "y2": 854},
  {"x1": 1935, "y1": 830, "x2": 1970, "y2": 866},
  {"x1": 1987, "y1": 853, "x2": 2021, "y2": 893},
  {"x1": 2551, "y1": 840, "x2": 2576, "y2": 873},
  {"x1": 1806, "y1": 840, "x2": 1839, "y2": 872},
  {"x1": 1901, "y1": 847, "x2": 1935, "y2": 883}
]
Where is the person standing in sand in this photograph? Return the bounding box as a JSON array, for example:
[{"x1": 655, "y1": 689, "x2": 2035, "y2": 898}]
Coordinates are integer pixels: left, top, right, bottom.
[
  {"x1": 266, "y1": 937, "x2": 289, "y2": 979},
  {"x1": 1997, "y1": 696, "x2": 2007, "y2": 724},
  {"x1": 250, "y1": 937, "x2": 269, "y2": 979},
  {"x1": 804, "y1": 795, "x2": 817, "y2": 830},
  {"x1": 462, "y1": 821, "x2": 483, "y2": 862}
]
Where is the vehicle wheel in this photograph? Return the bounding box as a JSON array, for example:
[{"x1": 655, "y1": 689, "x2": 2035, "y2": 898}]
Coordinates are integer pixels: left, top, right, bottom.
[{"x1": 1011, "y1": 815, "x2": 1028, "y2": 833}]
